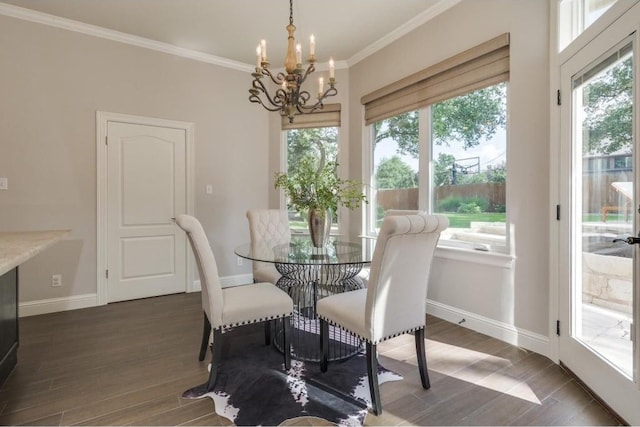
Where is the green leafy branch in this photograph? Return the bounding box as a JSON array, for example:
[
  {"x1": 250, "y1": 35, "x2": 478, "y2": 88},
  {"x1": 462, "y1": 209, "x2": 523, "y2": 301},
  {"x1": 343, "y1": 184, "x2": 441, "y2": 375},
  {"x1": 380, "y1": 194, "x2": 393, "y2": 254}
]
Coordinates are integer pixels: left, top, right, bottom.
[{"x1": 274, "y1": 156, "x2": 367, "y2": 216}]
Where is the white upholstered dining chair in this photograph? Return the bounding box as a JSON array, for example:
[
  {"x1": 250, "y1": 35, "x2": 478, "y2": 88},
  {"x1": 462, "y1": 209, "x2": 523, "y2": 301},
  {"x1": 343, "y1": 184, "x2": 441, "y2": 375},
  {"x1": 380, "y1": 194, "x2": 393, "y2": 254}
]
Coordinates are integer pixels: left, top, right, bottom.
[
  {"x1": 317, "y1": 213, "x2": 448, "y2": 415},
  {"x1": 175, "y1": 214, "x2": 293, "y2": 393},
  {"x1": 246, "y1": 209, "x2": 291, "y2": 284},
  {"x1": 357, "y1": 209, "x2": 426, "y2": 288}
]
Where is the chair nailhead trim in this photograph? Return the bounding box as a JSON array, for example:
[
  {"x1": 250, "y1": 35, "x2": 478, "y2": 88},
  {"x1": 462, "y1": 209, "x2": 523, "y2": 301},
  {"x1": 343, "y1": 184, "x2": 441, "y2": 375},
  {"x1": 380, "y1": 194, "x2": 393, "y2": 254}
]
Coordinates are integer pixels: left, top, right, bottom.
[
  {"x1": 215, "y1": 312, "x2": 293, "y2": 331},
  {"x1": 318, "y1": 316, "x2": 423, "y2": 344}
]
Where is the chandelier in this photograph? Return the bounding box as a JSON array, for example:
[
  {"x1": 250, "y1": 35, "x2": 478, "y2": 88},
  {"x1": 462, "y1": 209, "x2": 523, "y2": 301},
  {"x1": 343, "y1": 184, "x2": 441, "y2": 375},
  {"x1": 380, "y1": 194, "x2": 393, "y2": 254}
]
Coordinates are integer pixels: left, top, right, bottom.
[{"x1": 249, "y1": 0, "x2": 337, "y2": 123}]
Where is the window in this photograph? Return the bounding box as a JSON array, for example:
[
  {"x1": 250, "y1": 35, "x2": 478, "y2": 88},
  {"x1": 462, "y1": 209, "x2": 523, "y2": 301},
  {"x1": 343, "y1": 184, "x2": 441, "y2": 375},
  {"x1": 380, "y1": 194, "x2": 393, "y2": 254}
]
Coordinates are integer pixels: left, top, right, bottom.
[
  {"x1": 278, "y1": 104, "x2": 342, "y2": 232},
  {"x1": 559, "y1": 0, "x2": 617, "y2": 51},
  {"x1": 431, "y1": 83, "x2": 507, "y2": 252},
  {"x1": 368, "y1": 83, "x2": 508, "y2": 252},
  {"x1": 363, "y1": 34, "x2": 510, "y2": 254},
  {"x1": 284, "y1": 127, "x2": 339, "y2": 232},
  {"x1": 371, "y1": 112, "x2": 419, "y2": 229}
]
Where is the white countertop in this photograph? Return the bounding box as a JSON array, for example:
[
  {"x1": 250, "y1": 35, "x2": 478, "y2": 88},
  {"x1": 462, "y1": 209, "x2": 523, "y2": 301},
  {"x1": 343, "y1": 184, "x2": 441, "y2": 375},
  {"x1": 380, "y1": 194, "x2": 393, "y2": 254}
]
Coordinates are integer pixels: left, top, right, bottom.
[{"x1": 0, "y1": 230, "x2": 71, "y2": 276}]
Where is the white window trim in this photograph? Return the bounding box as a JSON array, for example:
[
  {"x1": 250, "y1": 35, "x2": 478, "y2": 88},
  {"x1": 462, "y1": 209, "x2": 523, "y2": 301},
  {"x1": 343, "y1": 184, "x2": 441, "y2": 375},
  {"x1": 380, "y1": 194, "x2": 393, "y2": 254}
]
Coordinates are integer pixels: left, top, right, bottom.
[
  {"x1": 558, "y1": 0, "x2": 639, "y2": 63},
  {"x1": 363, "y1": 92, "x2": 512, "y2": 262},
  {"x1": 363, "y1": 124, "x2": 377, "y2": 237}
]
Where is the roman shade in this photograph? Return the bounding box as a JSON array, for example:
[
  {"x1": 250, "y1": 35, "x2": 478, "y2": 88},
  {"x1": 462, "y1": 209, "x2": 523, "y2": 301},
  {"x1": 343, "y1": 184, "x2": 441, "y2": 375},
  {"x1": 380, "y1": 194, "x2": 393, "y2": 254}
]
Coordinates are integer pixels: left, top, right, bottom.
[
  {"x1": 361, "y1": 33, "x2": 510, "y2": 125},
  {"x1": 281, "y1": 103, "x2": 341, "y2": 130}
]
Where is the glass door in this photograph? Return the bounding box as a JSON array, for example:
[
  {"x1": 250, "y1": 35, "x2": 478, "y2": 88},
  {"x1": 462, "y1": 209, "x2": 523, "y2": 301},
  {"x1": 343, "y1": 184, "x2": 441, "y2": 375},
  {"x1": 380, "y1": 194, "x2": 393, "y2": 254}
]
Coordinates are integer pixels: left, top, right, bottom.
[{"x1": 559, "y1": 24, "x2": 639, "y2": 424}]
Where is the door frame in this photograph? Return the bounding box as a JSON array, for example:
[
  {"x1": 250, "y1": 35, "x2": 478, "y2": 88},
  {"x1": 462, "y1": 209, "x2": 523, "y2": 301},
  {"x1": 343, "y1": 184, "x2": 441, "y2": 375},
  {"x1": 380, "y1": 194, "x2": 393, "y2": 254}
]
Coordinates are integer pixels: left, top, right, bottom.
[
  {"x1": 96, "y1": 111, "x2": 195, "y2": 305},
  {"x1": 555, "y1": 5, "x2": 640, "y2": 424}
]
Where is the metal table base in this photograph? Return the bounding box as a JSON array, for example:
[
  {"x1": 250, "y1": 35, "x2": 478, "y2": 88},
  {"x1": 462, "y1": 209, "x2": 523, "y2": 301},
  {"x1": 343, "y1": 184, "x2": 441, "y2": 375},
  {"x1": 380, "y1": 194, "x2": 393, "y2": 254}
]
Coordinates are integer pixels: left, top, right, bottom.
[{"x1": 273, "y1": 264, "x2": 365, "y2": 362}]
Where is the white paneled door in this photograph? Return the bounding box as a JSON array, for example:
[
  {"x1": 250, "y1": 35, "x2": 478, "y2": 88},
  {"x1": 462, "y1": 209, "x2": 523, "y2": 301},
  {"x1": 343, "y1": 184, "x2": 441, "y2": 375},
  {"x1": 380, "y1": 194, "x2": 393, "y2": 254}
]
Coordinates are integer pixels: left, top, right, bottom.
[{"x1": 106, "y1": 121, "x2": 187, "y2": 302}]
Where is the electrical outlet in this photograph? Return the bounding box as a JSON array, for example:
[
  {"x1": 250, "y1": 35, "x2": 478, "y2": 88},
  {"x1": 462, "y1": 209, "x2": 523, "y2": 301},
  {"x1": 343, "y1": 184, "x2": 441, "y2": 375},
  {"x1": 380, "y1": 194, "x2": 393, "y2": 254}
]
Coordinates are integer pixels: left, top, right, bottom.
[
  {"x1": 236, "y1": 257, "x2": 243, "y2": 266},
  {"x1": 206, "y1": 184, "x2": 213, "y2": 194},
  {"x1": 0, "y1": 177, "x2": 7, "y2": 190},
  {"x1": 51, "y1": 274, "x2": 62, "y2": 287}
]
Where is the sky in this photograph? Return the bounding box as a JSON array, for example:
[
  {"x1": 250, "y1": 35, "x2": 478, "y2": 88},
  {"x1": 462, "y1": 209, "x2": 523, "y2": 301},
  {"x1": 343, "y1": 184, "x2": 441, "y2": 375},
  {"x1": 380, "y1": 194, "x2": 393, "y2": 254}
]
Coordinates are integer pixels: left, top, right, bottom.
[{"x1": 374, "y1": 127, "x2": 507, "y2": 174}]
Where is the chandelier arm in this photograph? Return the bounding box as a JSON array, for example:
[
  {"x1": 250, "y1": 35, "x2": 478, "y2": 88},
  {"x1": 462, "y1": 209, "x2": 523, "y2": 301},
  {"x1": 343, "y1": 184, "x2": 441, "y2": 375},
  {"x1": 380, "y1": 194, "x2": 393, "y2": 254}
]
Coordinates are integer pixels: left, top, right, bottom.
[
  {"x1": 297, "y1": 90, "x2": 311, "y2": 106},
  {"x1": 299, "y1": 63, "x2": 316, "y2": 84},
  {"x1": 261, "y1": 67, "x2": 288, "y2": 86},
  {"x1": 251, "y1": 78, "x2": 289, "y2": 110},
  {"x1": 295, "y1": 102, "x2": 321, "y2": 114},
  {"x1": 321, "y1": 86, "x2": 338, "y2": 100},
  {"x1": 295, "y1": 86, "x2": 338, "y2": 113},
  {"x1": 249, "y1": 95, "x2": 286, "y2": 112}
]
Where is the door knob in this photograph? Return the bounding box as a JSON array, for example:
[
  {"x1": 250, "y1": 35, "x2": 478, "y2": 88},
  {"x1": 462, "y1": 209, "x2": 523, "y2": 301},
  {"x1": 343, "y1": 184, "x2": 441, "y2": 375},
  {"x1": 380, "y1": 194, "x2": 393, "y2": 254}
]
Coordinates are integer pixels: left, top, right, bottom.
[{"x1": 612, "y1": 236, "x2": 640, "y2": 245}]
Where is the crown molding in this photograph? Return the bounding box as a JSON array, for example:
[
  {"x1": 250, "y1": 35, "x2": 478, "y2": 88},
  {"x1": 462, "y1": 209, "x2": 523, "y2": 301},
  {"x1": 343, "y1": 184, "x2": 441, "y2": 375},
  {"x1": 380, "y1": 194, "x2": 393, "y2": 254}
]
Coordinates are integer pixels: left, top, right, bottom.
[
  {"x1": 347, "y1": 0, "x2": 462, "y2": 66},
  {"x1": 0, "y1": 1, "x2": 458, "y2": 72},
  {"x1": 0, "y1": 2, "x2": 253, "y2": 72}
]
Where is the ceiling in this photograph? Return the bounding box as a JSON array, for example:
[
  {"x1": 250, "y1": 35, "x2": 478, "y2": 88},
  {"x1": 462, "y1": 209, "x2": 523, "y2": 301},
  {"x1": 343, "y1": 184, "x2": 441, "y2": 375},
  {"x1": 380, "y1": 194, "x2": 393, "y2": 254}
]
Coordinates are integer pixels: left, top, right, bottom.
[{"x1": 0, "y1": 0, "x2": 456, "y2": 67}]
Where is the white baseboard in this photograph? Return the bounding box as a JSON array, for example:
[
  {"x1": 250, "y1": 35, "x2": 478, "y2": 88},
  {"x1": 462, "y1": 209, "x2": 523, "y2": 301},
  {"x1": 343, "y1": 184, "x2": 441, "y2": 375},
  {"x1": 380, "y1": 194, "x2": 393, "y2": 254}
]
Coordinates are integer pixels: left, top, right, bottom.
[
  {"x1": 19, "y1": 293, "x2": 98, "y2": 317},
  {"x1": 18, "y1": 282, "x2": 550, "y2": 360},
  {"x1": 427, "y1": 299, "x2": 550, "y2": 358},
  {"x1": 19, "y1": 274, "x2": 255, "y2": 317}
]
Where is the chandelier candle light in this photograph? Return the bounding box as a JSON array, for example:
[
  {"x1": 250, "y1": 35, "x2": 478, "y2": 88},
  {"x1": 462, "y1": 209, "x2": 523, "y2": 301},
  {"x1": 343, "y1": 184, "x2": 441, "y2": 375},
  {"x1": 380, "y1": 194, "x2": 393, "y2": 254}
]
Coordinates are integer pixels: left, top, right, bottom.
[{"x1": 249, "y1": 0, "x2": 337, "y2": 123}]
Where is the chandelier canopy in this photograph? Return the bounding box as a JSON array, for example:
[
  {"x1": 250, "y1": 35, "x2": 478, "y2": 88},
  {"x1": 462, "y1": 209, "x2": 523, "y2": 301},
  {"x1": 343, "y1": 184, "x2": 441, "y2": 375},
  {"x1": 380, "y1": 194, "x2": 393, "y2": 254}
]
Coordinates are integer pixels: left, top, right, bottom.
[{"x1": 249, "y1": 0, "x2": 337, "y2": 123}]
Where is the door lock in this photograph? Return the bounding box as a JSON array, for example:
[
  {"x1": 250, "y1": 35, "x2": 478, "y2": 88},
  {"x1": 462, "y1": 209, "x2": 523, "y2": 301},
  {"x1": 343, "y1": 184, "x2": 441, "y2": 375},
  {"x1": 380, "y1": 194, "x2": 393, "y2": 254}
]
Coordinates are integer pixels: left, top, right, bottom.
[{"x1": 613, "y1": 236, "x2": 640, "y2": 245}]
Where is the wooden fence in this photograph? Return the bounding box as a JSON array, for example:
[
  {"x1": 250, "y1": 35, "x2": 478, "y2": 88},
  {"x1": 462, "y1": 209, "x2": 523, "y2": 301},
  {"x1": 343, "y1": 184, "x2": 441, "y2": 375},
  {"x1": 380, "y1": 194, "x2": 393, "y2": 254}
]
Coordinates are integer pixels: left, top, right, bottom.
[
  {"x1": 376, "y1": 188, "x2": 419, "y2": 211},
  {"x1": 376, "y1": 172, "x2": 631, "y2": 215},
  {"x1": 376, "y1": 182, "x2": 506, "y2": 212},
  {"x1": 582, "y1": 171, "x2": 632, "y2": 214}
]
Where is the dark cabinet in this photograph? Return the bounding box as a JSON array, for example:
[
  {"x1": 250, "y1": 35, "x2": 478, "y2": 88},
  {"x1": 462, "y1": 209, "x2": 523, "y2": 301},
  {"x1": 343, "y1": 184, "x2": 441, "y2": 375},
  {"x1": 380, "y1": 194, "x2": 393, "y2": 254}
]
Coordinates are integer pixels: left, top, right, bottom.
[{"x1": 0, "y1": 267, "x2": 18, "y2": 386}]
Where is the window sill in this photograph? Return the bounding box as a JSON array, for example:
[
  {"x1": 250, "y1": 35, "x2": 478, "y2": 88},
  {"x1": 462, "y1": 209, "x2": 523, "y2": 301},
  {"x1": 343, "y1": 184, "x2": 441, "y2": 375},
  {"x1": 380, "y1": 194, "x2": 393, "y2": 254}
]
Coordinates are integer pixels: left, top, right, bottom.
[
  {"x1": 363, "y1": 233, "x2": 514, "y2": 269},
  {"x1": 434, "y1": 245, "x2": 515, "y2": 269}
]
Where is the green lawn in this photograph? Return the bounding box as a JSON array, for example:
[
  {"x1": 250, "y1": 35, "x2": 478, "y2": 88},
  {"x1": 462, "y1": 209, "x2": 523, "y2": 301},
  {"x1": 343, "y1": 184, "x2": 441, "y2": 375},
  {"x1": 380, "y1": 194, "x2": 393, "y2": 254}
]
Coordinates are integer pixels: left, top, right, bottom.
[
  {"x1": 583, "y1": 213, "x2": 631, "y2": 223},
  {"x1": 291, "y1": 221, "x2": 308, "y2": 230},
  {"x1": 440, "y1": 212, "x2": 506, "y2": 228}
]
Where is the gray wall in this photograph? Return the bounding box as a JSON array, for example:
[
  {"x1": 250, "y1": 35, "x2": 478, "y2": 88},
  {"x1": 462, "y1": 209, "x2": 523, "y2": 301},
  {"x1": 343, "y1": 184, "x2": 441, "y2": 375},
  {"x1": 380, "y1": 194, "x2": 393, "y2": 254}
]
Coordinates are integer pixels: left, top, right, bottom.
[
  {"x1": 1, "y1": 0, "x2": 552, "y2": 347},
  {"x1": 0, "y1": 14, "x2": 266, "y2": 302},
  {"x1": 345, "y1": 0, "x2": 550, "y2": 337}
]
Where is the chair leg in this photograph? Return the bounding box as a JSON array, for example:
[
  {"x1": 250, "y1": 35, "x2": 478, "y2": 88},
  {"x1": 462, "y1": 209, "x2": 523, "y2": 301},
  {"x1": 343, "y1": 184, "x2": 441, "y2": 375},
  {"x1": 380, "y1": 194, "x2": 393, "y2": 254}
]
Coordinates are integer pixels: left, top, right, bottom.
[
  {"x1": 320, "y1": 318, "x2": 329, "y2": 373},
  {"x1": 282, "y1": 316, "x2": 291, "y2": 370},
  {"x1": 415, "y1": 327, "x2": 430, "y2": 389},
  {"x1": 199, "y1": 313, "x2": 211, "y2": 362},
  {"x1": 366, "y1": 342, "x2": 382, "y2": 415},
  {"x1": 264, "y1": 320, "x2": 272, "y2": 345},
  {"x1": 206, "y1": 329, "x2": 222, "y2": 392}
]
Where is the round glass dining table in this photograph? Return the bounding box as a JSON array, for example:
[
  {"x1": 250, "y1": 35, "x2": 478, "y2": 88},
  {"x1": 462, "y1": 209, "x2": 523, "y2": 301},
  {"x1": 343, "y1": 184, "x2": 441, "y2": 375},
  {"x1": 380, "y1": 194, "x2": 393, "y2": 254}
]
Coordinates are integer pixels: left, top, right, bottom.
[{"x1": 235, "y1": 235, "x2": 374, "y2": 362}]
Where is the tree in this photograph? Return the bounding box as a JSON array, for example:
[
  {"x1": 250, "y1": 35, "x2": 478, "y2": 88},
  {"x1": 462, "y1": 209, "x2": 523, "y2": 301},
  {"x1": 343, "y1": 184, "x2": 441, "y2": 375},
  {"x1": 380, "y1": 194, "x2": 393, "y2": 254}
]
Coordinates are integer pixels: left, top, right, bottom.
[
  {"x1": 485, "y1": 162, "x2": 506, "y2": 183},
  {"x1": 373, "y1": 112, "x2": 419, "y2": 157},
  {"x1": 433, "y1": 153, "x2": 456, "y2": 186},
  {"x1": 372, "y1": 83, "x2": 507, "y2": 156},
  {"x1": 375, "y1": 156, "x2": 417, "y2": 189},
  {"x1": 432, "y1": 84, "x2": 506, "y2": 149},
  {"x1": 433, "y1": 154, "x2": 506, "y2": 186},
  {"x1": 457, "y1": 171, "x2": 487, "y2": 185},
  {"x1": 286, "y1": 127, "x2": 338, "y2": 175},
  {"x1": 583, "y1": 56, "x2": 632, "y2": 155}
]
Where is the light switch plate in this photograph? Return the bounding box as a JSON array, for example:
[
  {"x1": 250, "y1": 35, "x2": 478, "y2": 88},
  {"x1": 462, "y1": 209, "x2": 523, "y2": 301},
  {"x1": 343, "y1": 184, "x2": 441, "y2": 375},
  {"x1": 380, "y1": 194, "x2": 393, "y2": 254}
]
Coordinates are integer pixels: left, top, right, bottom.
[{"x1": 0, "y1": 177, "x2": 7, "y2": 190}]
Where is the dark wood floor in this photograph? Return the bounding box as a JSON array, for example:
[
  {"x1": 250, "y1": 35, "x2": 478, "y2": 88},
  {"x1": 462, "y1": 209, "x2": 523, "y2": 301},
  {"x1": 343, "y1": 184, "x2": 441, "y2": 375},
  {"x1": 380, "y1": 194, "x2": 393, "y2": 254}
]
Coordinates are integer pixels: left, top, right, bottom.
[{"x1": 0, "y1": 292, "x2": 620, "y2": 426}]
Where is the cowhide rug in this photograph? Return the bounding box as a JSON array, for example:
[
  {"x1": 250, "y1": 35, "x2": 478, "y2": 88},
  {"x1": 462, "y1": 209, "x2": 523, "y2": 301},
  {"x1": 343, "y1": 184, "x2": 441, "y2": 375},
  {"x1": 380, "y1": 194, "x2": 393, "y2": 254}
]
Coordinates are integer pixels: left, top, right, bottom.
[{"x1": 182, "y1": 325, "x2": 401, "y2": 426}]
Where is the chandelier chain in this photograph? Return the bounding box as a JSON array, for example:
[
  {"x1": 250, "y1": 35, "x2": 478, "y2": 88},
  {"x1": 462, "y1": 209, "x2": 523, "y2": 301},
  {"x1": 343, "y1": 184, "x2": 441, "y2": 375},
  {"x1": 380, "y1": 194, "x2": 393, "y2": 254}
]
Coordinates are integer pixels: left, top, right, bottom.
[{"x1": 289, "y1": 0, "x2": 293, "y2": 26}]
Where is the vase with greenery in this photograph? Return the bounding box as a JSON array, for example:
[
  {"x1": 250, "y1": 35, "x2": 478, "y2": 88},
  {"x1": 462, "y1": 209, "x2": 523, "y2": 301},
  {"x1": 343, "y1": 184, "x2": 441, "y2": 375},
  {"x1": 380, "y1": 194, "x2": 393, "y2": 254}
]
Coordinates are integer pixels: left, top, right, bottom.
[{"x1": 275, "y1": 150, "x2": 367, "y2": 247}]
